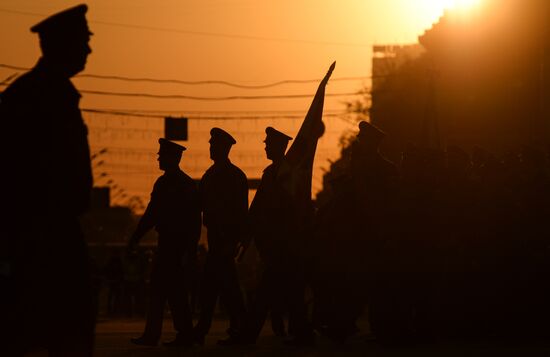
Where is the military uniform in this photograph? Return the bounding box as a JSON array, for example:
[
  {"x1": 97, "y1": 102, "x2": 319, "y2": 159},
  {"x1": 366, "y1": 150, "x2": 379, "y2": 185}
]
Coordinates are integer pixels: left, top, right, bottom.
[
  {"x1": 350, "y1": 121, "x2": 401, "y2": 343},
  {"x1": 1, "y1": 5, "x2": 95, "y2": 355},
  {"x1": 131, "y1": 140, "x2": 201, "y2": 345},
  {"x1": 194, "y1": 129, "x2": 248, "y2": 340},
  {"x1": 239, "y1": 128, "x2": 313, "y2": 344}
]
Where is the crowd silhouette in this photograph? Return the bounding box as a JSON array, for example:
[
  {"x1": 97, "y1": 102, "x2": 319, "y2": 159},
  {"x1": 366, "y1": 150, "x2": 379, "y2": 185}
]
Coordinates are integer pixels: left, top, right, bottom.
[
  {"x1": 2, "y1": 3, "x2": 550, "y2": 356},
  {"x1": 312, "y1": 128, "x2": 550, "y2": 345}
]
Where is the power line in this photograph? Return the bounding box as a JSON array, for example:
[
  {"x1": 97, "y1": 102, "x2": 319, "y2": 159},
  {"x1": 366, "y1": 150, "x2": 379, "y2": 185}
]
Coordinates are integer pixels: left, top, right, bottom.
[
  {"x1": 0, "y1": 81, "x2": 368, "y2": 101},
  {"x1": 84, "y1": 108, "x2": 345, "y2": 114},
  {"x1": 84, "y1": 109, "x2": 164, "y2": 119},
  {"x1": 83, "y1": 108, "x2": 350, "y2": 119},
  {"x1": 78, "y1": 89, "x2": 366, "y2": 101},
  {"x1": 77, "y1": 75, "x2": 371, "y2": 88},
  {"x1": 0, "y1": 63, "x2": 373, "y2": 88},
  {"x1": 0, "y1": 8, "x2": 373, "y2": 48}
]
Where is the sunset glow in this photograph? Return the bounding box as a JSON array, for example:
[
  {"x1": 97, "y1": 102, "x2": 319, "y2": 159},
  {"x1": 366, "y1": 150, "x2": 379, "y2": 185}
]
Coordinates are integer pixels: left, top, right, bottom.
[{"x1": 429, "y1": 0, "x2": 481, "y2": 11}]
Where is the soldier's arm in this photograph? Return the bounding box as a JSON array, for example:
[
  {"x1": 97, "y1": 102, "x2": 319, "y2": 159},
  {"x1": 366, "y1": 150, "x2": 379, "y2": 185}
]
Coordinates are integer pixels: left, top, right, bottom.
[
  {"x1": 235, "y1": 172, "x2": 250, "y2": 260},
  {"x1": 128, "y1": 190, "x2": 158, "y2": 250},
  {"x1": 189, "y1": 184, "x2": 203, "y2": 254}
]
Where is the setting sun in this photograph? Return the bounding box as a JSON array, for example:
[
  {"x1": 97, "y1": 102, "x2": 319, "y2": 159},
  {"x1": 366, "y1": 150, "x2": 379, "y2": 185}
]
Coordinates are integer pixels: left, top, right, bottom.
[
  {"x1": 440, "y1": 0, "x2": 482, "y2": 12},
  {"x1": 400, "y1": 0, "x2": 482, "y2": 35}
]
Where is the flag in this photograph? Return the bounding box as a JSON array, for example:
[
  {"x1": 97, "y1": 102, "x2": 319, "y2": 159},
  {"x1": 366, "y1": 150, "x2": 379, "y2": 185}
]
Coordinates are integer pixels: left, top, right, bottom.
[{"x1": 276, "y1": 61, "x2": 335, "y2": 220}]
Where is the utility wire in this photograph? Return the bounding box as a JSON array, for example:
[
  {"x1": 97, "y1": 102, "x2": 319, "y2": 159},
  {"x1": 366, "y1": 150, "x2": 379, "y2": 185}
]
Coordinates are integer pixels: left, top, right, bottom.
[
  {"x1": 76, "y1": 75, "x2": 372, "y2": 88},
  {"x1": 78, "y1": 89, "x2": 366, "y2": 100},
  {"x1": 0, "y1": 69, "x2": 370, "y2": 101},
  {"x1": 0, "y1": 7, "x2": 373, "y2": 48},
  {"x1": 0, "y1": 63, "x2": 373, "y2": 88},
  {"x1": 84, "y1": 108, "x2": 345, "y2": 114},
  {"x1": 83, "y1": 108, "x2": 350, "y2": 119},
  {"x1": 2, "y1": 82, "x2": 370, "y2": 102}
]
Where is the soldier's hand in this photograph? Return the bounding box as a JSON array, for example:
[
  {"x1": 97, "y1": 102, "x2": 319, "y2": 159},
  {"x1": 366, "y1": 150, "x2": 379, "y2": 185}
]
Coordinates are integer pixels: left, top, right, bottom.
[
  {"x1": 126, "y1": 239, "x2": 138, "y2": 256},
  {"x1": 182, "y1": 251, "x2": 198, "y2": 267},
  {"x1": 234, "y1": 243, "x2": 248, "y2": 263}
]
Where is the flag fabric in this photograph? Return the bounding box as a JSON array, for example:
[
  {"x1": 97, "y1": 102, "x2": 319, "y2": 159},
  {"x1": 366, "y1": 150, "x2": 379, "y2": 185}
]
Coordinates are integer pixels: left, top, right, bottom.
[{"x1": 276, "y1": 62, "x2": 335, "y2": 220}]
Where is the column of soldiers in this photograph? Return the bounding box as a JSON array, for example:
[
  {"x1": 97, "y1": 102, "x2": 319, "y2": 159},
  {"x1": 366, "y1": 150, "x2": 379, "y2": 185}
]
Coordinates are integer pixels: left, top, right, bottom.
[
  {"x1": 311, "y1": 123, "x2": 550, "y2": 346},
  {"x1": 127, "y1": 125, "x2": 317, "y2": 347},
  {"x1": 4, "y1": 4, "x2": 550, "y2": 355},
  {"x1": 108, "y1": 120, "x2": 550, "y2": 349}
]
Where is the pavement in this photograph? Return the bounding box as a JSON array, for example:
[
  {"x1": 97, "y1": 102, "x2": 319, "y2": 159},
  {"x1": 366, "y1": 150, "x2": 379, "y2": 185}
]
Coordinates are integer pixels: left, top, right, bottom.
[{"x1": 25, "y1": 317, "x2": 550, "y2": 357}]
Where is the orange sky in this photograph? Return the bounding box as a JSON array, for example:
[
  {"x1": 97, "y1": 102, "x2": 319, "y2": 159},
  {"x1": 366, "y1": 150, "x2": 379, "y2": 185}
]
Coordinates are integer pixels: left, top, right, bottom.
[{"x1": 0, "y1": 0, "x2": 454, "y2": 209}]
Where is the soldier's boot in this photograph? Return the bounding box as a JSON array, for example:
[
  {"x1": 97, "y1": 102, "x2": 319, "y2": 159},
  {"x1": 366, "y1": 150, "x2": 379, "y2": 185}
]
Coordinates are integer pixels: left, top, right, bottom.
[
  {"x1": 163, "y1": 333, "x2": 194, "y2": 348},
  {"x1": 130, "y1": 336, "x2": 158, "y2": 347}
]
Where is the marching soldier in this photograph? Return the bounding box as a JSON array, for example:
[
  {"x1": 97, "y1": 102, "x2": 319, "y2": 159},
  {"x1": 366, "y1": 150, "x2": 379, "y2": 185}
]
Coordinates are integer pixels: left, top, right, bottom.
[
  {"x1": 350, "y1": 121, "x2": 401, "y2": 343},
  {"x1": 219, "y1": 127, "x2": 315, "y2": 346},
  {"x1": 192, "y1": 128, "x2": 248, "y2": 345},
  {"x1": 1, "y1": 4, "x2": 95, "y2": 356},
  {"x1": 128, "y1": 138, "x2": 201, "y2": 347}
]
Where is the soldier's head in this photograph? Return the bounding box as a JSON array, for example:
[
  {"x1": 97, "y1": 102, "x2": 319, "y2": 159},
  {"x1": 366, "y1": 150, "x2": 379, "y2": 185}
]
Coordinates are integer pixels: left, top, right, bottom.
[
  {"x1": 157, "y1": 138, "x2": 185, "y2": 171},
  {"x1": 31, "y1": 4, "x2": 92, "y2": 78},
  {"x1": 447, "y1": 145, "x2": 471, "y2": 175},
  {"x1": 264, "y1": 127, "x2": 292, "y2": 162},
  {"x1": 356, "y1": 121, "x2": 385, "y2": 152},
  {"x1": 209, "y1": 127, "x2": 236, "y2": 162}
]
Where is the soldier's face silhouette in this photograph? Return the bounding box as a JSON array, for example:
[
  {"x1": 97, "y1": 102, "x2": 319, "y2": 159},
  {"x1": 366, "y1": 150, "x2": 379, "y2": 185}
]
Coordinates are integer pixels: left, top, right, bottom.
[
  {"x1": 209, "y1": 140, "x2": 231, "y2": 162},
  {"x1": 63, "y1": 34, "x2": 92, "y2": 77},
  {"x1": 264, "y1": 137, "x2": 287, "y2": 161},
  {"x1": 41, "y1": 33, "x2": 91, "y2": 77},
  {"x1": 158, "y1": 152, "x2": 181, "y2": 171},
  {"x1": 356, "y1": 135, "x2": 381, "y2": 153}
]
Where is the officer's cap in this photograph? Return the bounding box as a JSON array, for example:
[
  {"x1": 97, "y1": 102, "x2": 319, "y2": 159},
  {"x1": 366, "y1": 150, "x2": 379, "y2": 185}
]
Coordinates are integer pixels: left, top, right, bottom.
[
  {"x1": 210, "y1": 127, "x2": 236, "y2": 146},
  {"x1": 30, "y1": 4, "x2": 92, "y2": 40},
  {"x1": 357, "y1": 121, "x2": 385, "y2": 141},
  {"x1": 158, "y1": 138, "x2": 186, "y2": 156},
  {"x1": 264, "y1": 127, "x2": 293, "y2": 144}
]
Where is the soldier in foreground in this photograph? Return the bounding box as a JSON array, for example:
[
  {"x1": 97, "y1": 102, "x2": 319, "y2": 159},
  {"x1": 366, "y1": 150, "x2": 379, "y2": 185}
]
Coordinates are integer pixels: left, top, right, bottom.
[
  {"x1": 128, "y1": 139, "x2": 201, "y2": 347},
  {"x1": 1, "y1": 4, "x2": 95, "y2": 356},
  {"x1": 192, "y1": 128, "x2": 248, "y2": 345}
]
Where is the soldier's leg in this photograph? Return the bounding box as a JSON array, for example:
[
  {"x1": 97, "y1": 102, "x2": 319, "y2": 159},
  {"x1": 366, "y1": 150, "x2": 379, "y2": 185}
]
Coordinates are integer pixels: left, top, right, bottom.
[
  {"x1": 242, "y1": 266, "x2": 279, "y2": 342},
  {"x1": 48, "y1": 219, "x2": 96, "y2": 356},
  {"x1": 167, "y1": 265, "x2": 193, "y2": 339},
  {"x1": 285, "y1": 269, "x2": 314, "y2": 340},
  {"x1": 142, "y1": 262, "x2": 169, "y2": 342},
  {"x1": 194, "y1": 255, "x2": 221, "y2": 337},
  {"x1": 219, "y1": 257, "x2": 247, "y2": 335},
  {"x1": 270, "y1": 304, "x2": 287, "y2": 336}
]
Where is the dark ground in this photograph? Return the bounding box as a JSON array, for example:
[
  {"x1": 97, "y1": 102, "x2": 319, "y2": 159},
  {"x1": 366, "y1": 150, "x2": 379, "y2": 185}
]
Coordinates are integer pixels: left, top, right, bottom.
[{"x1": 25, "y1": 317, "x2": 550, "y2": 357}]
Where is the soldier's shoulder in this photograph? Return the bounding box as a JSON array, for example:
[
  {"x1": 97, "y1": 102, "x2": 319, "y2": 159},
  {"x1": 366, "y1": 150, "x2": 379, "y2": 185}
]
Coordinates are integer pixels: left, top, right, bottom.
[
  {"x1": 178, "y1": 170, "x2": 198, "y2": 187},
  {"x1": 152, "y1": 174, "x2": 166, "y2": 188},
  {"x1": 262, "y1": 163, "x2": 274, "y2": 174},
  {"x1": 201, "y1": 165, "x2": 215, "y2": 179},
  {"x1": 229, "y1": 162, "x2": 247, "y2": 179},
  {"x1": 380, "y1": 156, "x2": 399, "y2": 175},
  {"x1": 1, "y1": 71, "x2": 42, "y2": 100}
]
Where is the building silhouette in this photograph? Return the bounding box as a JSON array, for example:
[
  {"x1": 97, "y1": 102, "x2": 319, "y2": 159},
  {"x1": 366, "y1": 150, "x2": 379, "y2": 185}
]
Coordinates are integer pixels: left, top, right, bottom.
[{"x1": 370, "y1": 0, "x2": 550, "y2": 161}]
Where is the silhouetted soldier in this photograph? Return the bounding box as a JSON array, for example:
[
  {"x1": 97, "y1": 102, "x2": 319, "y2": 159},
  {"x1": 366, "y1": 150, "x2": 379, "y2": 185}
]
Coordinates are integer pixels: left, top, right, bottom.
[
  {"x1": 104, "y1": 250, "x2": 124, "y2": 316},
  {"x1": 1, "y1": 5, "x2": 95, "y2": 356},
  {"x1": 192, "y1": 128, "x2": 248, "y2": 345},
  {"x1": 128, "y1": 138, "x2": 201, "y2": 347},
  {"x1": 220, "y1": 127, "x2": 314, "y2": 346},
  {"x1": 350, "y1": 121, "x2": 400, "y2": 344},
  {"x1": 310, "y1": 172, "x2": 362, "y2": 344},
  {"x1": 121, "y1": 249, "x2": 146, "y2": 317}
]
